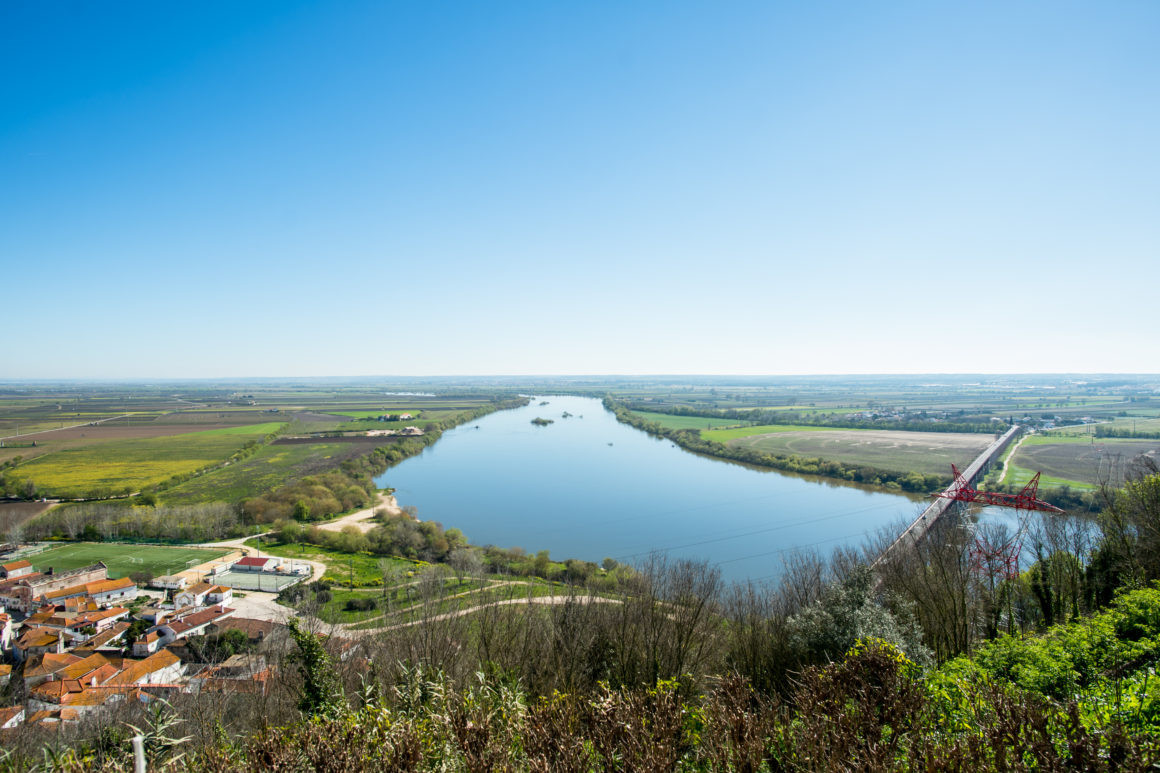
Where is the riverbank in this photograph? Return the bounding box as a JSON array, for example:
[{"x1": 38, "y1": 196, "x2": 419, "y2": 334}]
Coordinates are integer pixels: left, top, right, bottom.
[{"x1": 604, "y1": 397, "x2": 951, "y2": 494}]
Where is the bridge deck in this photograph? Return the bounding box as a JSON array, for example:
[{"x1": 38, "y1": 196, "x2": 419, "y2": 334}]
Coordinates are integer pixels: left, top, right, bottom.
[{"x1": 872, "y1": 425, "x2": 1021, "y2": 570}]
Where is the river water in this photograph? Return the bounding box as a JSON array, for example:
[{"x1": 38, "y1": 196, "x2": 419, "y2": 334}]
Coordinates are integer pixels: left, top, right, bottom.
[{"x1": 374, "y1": 396, "x2": 926, "y2": 583}]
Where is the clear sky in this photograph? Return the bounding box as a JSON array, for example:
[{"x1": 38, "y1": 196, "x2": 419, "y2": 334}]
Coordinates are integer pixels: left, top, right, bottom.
[{"x1": 2, "y1": 1, "x2": 1157, "y2": 378}]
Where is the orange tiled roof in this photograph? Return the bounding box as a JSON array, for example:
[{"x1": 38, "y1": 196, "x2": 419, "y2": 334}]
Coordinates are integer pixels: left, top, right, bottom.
[
  {"x1": 86, "y1": 577, "x2": 136, "y2": 595},
  {"x1": 65, "y1": 685, "x2": 135, "y2": 707},
  {"x1": 104, "y1": 649, "x2": 181, "y2": 686},
  {"x1": 26, "y1": 708, "x2": 79, "y2": 725},
  {"x1": 31, "y1": 679, "x2": 85, "y2": 701},
  {"x1": 23, "y1": 652, "x2": 81, "y2": 680},
  {"x1": 16, "y1": 626, "x2": 62, "y2": 649},
  {"x1": 55, "y1": 653, "x2": 114, "y2": 681},
  {"x1": 2, "y1": 560, "x2": 31, "y2": 571},
  {"x1": 74, "y1": 622, "x2": 130, "y2": 654},
  {"x1": 183, "y1": 581, "x2": 213, "y2": 596},
  {"x1": 43, "y1": 576, "x2": 134, "y2": 602}
]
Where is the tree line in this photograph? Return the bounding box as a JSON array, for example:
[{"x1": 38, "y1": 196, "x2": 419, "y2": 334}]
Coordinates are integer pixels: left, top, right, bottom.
[
  {"x1": 623, "y1": 400, "x2": 1006, "y2": 434},
  {"x1": 606, "y1": 397, "x2": 952, "y2": 493}
]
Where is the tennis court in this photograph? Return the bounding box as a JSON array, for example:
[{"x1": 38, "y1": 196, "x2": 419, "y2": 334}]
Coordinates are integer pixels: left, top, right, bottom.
[{"x1": 212, "y1": 569, "x2": 303, "y2": 591}]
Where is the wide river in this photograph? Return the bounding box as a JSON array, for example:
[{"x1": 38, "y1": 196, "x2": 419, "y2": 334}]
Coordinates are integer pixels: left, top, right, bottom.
[{"x1": 374, "y1": 396, "x2": 926, "y2": 583}]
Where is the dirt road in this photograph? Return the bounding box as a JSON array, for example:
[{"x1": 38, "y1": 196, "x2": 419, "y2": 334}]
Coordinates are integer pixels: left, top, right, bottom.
[{"x1": 317, "y1": 492, "x2": 402, "y2": 534}]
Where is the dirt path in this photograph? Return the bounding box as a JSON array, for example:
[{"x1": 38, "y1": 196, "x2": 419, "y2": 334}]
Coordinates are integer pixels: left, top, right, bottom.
[
  {"x1": 181, "y1": 534, "x2": 327, "y2": 622},
  {"x1": 995, "y1": 433, "x2": 1029, "y2": 485},
  {"x1": 344, "y1": 593, "x2": 622, "y2": 637},
  {"x1": 0, "y1": 414, "x2": 134, "y2": 441},
  {"x1": 317, "y1": 492, "x2": 401, "y2": 534}
]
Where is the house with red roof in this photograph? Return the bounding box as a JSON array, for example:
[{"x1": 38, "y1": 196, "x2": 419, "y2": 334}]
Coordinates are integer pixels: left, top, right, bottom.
[
  {"x1": 233, "y1": 556, "x2": 278, "y2": 572},
  {"x1": 0, "y1": 559, "x2": 33, "y2": 579}
]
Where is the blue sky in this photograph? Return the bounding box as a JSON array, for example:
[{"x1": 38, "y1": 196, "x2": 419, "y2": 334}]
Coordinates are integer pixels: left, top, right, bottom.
[{"x1": 2, "y1": 1, "x2": 1158, "y2": 378}]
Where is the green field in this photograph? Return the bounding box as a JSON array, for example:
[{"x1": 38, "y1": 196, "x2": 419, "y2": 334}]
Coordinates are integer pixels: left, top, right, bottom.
[
  {"x1": 1006, "y1": 434, "x2": 1160, "y2": 489},
  {"x1": 11, "y1": 423, "x2": 284, "y2": 497},
  {"x1": 702, "y1": 424, "x2": 842, "y2": 442},
  {"x1": 245, "y1": 538, "x2": 417, "y2": 587},
  {"x1": 160, "y1": 440, "x2": 357, "y2": 504},
  {"x1": 1042, "y1": 418, "x2": 1160, "y2": 437},
  {"x1": 29, "y1": 542, "x2": 229, "y2": 579},
  {"x1": 347, "y1": 580, "x2": 563, "y2": 631},
  {"x1": 724, "y1": 429, "x2": 992, "y2": 477},
  {"x1": 331, "y1": 409, "x2": 426, "y2": 419},
  {"x1": 631, "y1": 411, "x2": 750, "y2": 431}
]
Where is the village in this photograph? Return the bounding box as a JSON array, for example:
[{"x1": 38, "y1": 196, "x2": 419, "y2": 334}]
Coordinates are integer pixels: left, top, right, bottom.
[{"x1": 0, "y1": 550, "x2": 301, "y2": 734}]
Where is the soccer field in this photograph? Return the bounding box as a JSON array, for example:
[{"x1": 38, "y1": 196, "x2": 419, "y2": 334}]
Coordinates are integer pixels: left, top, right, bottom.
[{"x1": 29, "y1": 542, "x2": 230, "y2": 579}]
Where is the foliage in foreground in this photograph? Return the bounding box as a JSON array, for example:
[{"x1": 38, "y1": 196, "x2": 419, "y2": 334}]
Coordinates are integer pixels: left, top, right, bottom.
[{"x1": 7, "y1": 638, "x2": 1156, "y2": 772}]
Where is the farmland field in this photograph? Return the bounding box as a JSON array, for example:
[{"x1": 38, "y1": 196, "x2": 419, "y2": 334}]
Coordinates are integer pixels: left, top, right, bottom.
[
  {"x1": 28, "y1": 542, "x2": 229, "y2": 579},
  {"x1": 0, "y1": 501, "x2": 55, "y2": 535},
  {"x1": 10, "y1": 422, "x2": 284, "y2": 497},
  {"x1": 245, "y1": 538, "x2": 416, "y2": 586},
  {"x1": 631, "y1": 411, "x2": 750, "y2": 430},
  {"x1": 159, "y1": 439, "x2": 376, "y2": 504},
  {"x1": 723, "y1": 429, "x2": 993, "y2": 476},
  {"x1": 1006, "y1": 435, "x2": 1160, "y2": 488},
  {"x1": 1042, "y1": 417, "x2": 1160, "y2": 437},
  {"x1": 702, "y1": 424, "x2": 841, "y2": 442}
]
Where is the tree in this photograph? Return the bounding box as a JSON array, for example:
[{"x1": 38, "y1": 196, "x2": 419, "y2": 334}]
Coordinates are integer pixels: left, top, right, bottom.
[
  {"x1": 286, "y1": 617, "x2": 345, "y2": 719},
  {"x1": 449, "y1": 548, "x2": 483, "y2": 584}
]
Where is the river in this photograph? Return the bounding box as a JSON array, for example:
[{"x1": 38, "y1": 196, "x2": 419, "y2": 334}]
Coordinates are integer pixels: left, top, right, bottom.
[{"x1": 374, "y1": 395, "x2": 926, "y2": 583}]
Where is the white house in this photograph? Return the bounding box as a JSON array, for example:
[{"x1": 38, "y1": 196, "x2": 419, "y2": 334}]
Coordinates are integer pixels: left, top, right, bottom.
[
  {"x1": 0, "y1": 560, "x2": 34, "y2": 580},
  {"x1": 175, "y1": 582, "x2": 214, "y2": 609},
  {"x1": 150, "y1": 575, "x2": 188, "y2": 591}
]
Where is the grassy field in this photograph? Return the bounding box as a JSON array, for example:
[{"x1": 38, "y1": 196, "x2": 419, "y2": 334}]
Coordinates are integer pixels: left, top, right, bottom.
[
  {"x1": 347, "y1": 580, "x2": 564, "y2": 631},
  {"x1": 245, "y1": 538, "x2": 417, "y2": 586},
  {"x1": 702, "y1": 424, "x2": 842, "y2": 442},
  {"x1": 1042, "y1": 418, "x2": 1160, "y2": 437},
  {"x1": 631, "y1": 411, "x2": 750, "y2": 431},
  {"x1": 1006, "y1": 435, "x2": 1160, "y2": 489},
  {"x1": 11, "y1": 423, "x2": 283, "y2": 496},
  {"x1": 160, "y1": 440, "x2": 360, "y2": 504},
  {"x1": 331, "y1": 409, "x2": 429, "y2": 419},
  {"x1": 331, "y1": 409, "x2": 466, "y2": 432},
  {"x1": 724, "y1": 429, "x2": 992, "y2": 477},
  {"x1": 29, "y1": 542, "x2": 229, "y2": 579}
]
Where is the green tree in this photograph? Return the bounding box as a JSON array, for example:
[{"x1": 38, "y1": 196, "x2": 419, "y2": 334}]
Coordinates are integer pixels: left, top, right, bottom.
[{"x1": 286, "y1": 617, "x2": 346, "y2": 719}]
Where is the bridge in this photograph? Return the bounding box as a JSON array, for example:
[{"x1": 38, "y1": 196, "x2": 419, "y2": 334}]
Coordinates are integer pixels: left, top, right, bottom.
[{"x1": 872, "y1": 424, "x2": 1022, "y2": 572}]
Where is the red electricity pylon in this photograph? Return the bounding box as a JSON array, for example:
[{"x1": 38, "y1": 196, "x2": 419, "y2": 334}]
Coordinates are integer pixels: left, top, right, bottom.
[
  {"x1": 933, "y1": 465, "x2": 1064, "y2": 579},
  {"x1": 935, "y1": 464, "x2": 1065, "y2": 515}
]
